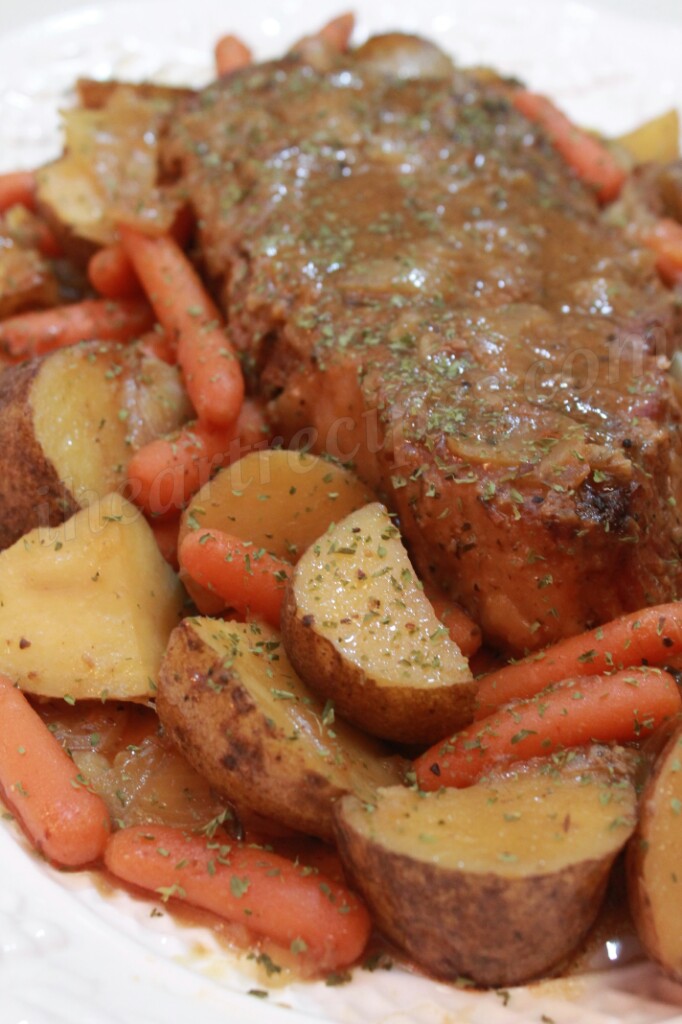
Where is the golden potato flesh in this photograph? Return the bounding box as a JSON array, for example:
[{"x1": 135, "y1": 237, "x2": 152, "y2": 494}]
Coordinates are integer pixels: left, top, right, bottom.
[
  {"x1": 179, "y1": 448, "x2": 376, "y2": 611},
  {"x1": 0, "y1": 493, "x2": 184, "y2": 701},
  {"x1": 334, "y1": 772, "x2": 637, "y2": 987},
  {"x1": 617, "y1": 108, "x2": 680, "y2": 164},
  {"x1": 0, "y1": 244, "x2": 58, "y2": 319},
  {"x1": 281, "y1": 502, "x2": 475, "y2": 744},
  {"x1": 157, "y1": 617, "x2": 404, "y2": 841},
  {"x1": 36, "y1": 87, "x2": 180, "y2": 251},
  {"x1": 628, "y1": 717, "x2": 682, "y2": 980},
  {"x1": 180, "y1": 448, "x2": 376, "y2": 558},
  {"x1": 0, "y1": 341, "x2": 189, "y2": 549}
]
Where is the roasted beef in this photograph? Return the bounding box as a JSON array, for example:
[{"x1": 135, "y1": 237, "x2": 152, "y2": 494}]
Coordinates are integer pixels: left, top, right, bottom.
[{"x1": 164, "y1": 33, "x2": 682, "y2": 654}]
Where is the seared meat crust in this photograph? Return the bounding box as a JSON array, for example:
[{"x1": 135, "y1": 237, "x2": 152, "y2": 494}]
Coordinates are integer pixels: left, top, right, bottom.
[{"x1": 164, "y1": 34, "x2": 682, "y2": 654}]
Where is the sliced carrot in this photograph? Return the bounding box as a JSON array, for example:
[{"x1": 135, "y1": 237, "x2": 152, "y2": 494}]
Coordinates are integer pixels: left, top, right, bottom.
[
  {"x1": 512, "y1": 90, "x2": 627, "y2": 204},
  {"x1": 476, "y1": 602, "x2": 682, "y2": 717},
  {"x1": 317, "y1": 12, "x2": 355, "y2": 51},
  {"x1": 422, "y1": 582, "x2": 482, "y2": 658},
  {"x1": 88, "y1": 244, "x2": 143, "y2": 300},
  {"x1": 118, "y1": 226, "x2": 244, "y2": 429},
  {"x1": 0, "y1": 170, "x2": 36, "y2": 213},
  {"x1": 127, "y1": 398, "x2": 269, "y2": 519},
  {"x1": 214, "y1": 34, "x2": 252, "y2": 76},
  {"x1": 0, "y1": 298, "x2": 155, "y2": 359},
  {"x1": 0, "y1": 674, "x2": 110, "y2": 866},
  {"x1": 415, "y1": 667, "x2": 682, "y2": 791},
  {"x1": 179, "y1": 528, "x2": 292, "y2": 626},
  {"x1": 105, "y1": 824, "x2": 370, "y2": 973},
  {"x1": 641, "y1": 218, "x2": 682, "y2": 286}
]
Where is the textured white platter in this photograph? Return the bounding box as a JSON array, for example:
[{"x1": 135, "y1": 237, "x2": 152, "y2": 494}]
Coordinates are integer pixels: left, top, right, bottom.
[{"x1": 2, "y1": 1, "x2": 682, "y2": 1022}]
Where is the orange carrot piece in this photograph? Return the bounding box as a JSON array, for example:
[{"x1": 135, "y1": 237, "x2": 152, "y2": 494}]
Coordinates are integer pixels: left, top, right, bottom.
[
  {"x1": 317, "y1": 12, "x2": 355, "y2": 51},
  {"x1": 88, "y1": 244, "x2": 143, "y2": 300},
  {"x1": 0, "y1": 674, "x2": 110, "y2": 866},
  {"x1": 422, "y1": 583, "x2": 482, "y2": 658},
  {"x1": 150, "y1": 516, "x2": 180, "y2": 570},
  {"x1": 512, "y1": 90, "x2": 627, "y2": 204},
  {"x1": 0, "y1": 298, "x2": 154, "y2": 359},
  {"x1": 118, "y1": 226, "x2": 244, "y2": 428},
  {"x1": 105, "y1": 824, "x2": 370, "y2": 973},
  {"x1": 0, "y1": 170, "x2": 36, "y2": 213},
  {"x1": 179, "y1": 529, "x2": 292, "y2": 626},
  {"x1": 214, "y1": 33, "x2": 252, "y2": 76},
  {"x1": 127, "y1": 398, "x2": 269, "y2": 519},
  {"x1": 137, "y1": 327, "x2": 176, "y2": 364},
  {"x1": 415, "y1": 667, "x2": 682, "y2": 791},
  {"x1": 642, "y1": 218, "x2": 682, "y2": 286},
  {"x1": 476, "y1": 602, "x2": 682, "y2": 717},
  {"x1": 33, "y1": 220, "x2": 63, "y2": 259}
]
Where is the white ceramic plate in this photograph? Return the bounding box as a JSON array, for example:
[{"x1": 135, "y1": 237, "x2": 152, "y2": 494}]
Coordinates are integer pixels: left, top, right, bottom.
[{"x1": 2, "y1": 2, "x2": 682, "y2": 1022}]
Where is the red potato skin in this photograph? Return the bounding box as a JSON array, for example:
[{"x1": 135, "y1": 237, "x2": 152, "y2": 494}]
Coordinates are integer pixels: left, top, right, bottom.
[{"x1": 333, "y1": 790, "x2": 630, "y2": 988}]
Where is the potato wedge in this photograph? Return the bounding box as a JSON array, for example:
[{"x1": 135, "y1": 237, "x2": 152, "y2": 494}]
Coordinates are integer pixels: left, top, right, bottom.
[
  {"x1": 627, "y1": 716, "x2": 682, "y2": 980},
  {"x1": 156, "y1": 617, "x2": 405, "y2": 841},
  {"x1": 334, "y1": 771, "x2": 637, "y2": 987},
  {"x1": 0, "y1": 493, "x2": 184, "y2": 701},
  {"x1": 281, "y1": 502, "x2": 475, "y2": 744},
  {"x1": 0, "y1": 340, "x2": 189, "y2": 549},
  {"x1": 179, "y1": 448, "x2": 375, "y2": 612}
]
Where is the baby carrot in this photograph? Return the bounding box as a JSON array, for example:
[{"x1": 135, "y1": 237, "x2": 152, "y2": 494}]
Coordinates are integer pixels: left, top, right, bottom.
[
  {"x1": 88, "y1": 244, "x2": 143, "y2": 300},
  {"x1": 105, "y1": 824, "x2": 371, "y2": 974},
  {"x1": 513, "y1": 90, "x2": 626, "y2": 204},
  {"x1": 137, "y1": 327, "x2": 176, "y2": 364},
  {"x1": 0, "y1": 170, "x2": 36, "y2": 212},
  {"x1": 422, "y1": 582, "x2": 482, "y2": 658},
  {"x1": 179, "y1": 529, "x2": 292, "y2": 625},
  {"x1": 214, "y1": 34, "x2": 252, "y2": 76},
  {"x1": 127, "y1": 399, "x2": 269, "y2": 518},
  {"x1": 415, "y1": 667, "x2": 682, "y2": 791},
  {"x1": 150, "y1": 516, "x2": 181, "y2": 570},
  {"x1": 0, "y1": 674, "x2": 110, "y2": 866},
  {"x1": 0, "y1": 298, "x2": 154, "y2": 359},
  {"x1": 476, "y1": 602, "x2": 682, "y2": 717},
  {"x1": 119, "y1": 226, "x2": 244, "y2": 428},
  {"x1": 317, "y1": 12, "x2": 355, "y2": 51},
  {"x1": 641, "y1": 218, "x2": 682, "y2": 286}
]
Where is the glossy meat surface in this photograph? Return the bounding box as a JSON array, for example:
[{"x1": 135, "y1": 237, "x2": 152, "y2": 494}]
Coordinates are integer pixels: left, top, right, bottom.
[{"x1": 165, "y1": 34, "x2": 682, "y2": 653}]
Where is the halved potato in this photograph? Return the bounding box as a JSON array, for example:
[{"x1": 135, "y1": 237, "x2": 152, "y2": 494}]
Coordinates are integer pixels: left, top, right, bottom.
[
  {"x1": 334, "y1": 771, "x2": 637, "y2": 987},
  {"x1": 0, "y1": 340, "x2": 190, "y2": 549},
  {"x1": 627, "y1": 716, "x2": 682, "y2": 980},
  {"x1": 178, "y1": 448, "x2": 375, "y2": 612},
  {"x1": 156, "y1": 616, "x2": 405, "y2": 841},
  {"x1": 280, "y1": 502, "x2": 475, "y2": 744},
  {"x1": 0, "y1": 492, "x2": 184, "y2": 700}
]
